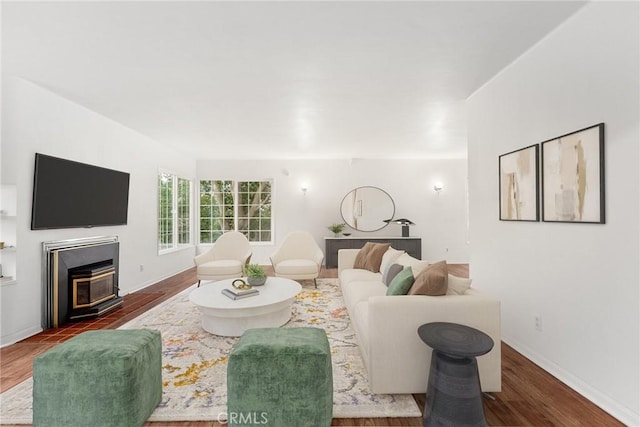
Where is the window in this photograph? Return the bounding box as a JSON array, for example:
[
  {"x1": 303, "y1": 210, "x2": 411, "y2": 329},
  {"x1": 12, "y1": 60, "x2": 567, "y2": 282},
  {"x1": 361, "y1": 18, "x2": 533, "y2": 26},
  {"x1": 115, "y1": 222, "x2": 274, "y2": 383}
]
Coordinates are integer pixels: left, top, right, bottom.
[
  {"x1": 199, "y1": 180, "x2": 272, "y2": 244},
  {"x1": 158, "y1": 172, "x2": 192, "y2": 252}
]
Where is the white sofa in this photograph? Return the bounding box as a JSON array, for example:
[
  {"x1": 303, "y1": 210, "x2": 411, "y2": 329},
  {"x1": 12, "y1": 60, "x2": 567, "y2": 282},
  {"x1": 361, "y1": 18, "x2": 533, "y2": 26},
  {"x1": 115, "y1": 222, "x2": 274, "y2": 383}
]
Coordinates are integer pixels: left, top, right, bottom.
[{"x1": 338, "y1": 248, "x2": 501, "y2": 394}]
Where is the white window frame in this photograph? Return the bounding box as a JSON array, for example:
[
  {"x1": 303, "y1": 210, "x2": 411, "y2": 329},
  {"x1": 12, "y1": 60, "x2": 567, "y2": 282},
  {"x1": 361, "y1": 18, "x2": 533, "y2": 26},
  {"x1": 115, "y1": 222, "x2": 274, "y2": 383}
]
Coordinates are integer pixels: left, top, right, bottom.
[
  {"x1": 158, "y1": 170, "x2": 194, "y2": 255},
  {"x1": 197, "y1": 179, "x2": 274, "y2": 246}
]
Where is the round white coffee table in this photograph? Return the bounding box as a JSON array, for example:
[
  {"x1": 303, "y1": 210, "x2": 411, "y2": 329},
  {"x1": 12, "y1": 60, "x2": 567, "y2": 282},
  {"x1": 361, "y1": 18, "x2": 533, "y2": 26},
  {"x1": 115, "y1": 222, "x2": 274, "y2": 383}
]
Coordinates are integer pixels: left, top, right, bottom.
[{"x1": 189, "y1": 277, "x2": 302, "y2": 337}]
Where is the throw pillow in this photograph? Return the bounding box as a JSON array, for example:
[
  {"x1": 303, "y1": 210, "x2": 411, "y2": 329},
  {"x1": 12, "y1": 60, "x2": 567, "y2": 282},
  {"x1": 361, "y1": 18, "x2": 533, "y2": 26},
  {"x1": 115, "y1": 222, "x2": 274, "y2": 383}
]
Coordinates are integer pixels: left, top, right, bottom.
[
  {"x1": 363, "y1": 243, "x2": 391, "y2": 272},
  {"x1": 353, "y1": 242, "x2": 375, "y2": 269},
  {"x1": 446, "y1": 274, "x2": 472, "y2": 295},
  {"x1": 408, "y1": 260, "x2": 448, "y2": 296},
  {"x1": 382, "y1": 263, "x2": 404, "y2": 286},
  {"x1": 386, "y1": 266, "x2": 415, "y2": 296},
  {"x1": 379, "y1": 248, "x2": 405, "y2": 276},
  {"x1": 395, "y1": 253, "x2": 430, "y2": 276}
]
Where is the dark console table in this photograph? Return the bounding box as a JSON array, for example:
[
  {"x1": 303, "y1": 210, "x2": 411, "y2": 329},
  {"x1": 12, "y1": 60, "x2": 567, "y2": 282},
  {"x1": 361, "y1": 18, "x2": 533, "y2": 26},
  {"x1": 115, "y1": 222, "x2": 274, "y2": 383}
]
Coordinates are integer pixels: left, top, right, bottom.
[{"x1": 324, "y1": 237, "x2": 421, "y2": 268}]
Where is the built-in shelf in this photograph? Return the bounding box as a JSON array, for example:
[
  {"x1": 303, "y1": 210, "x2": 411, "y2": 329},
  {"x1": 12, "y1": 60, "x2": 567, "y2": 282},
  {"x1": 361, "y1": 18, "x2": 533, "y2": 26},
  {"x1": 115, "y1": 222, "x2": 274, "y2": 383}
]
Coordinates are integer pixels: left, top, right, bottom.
[
  {"x1": 0, "y1": 277, "x2": 16, "y2": 286},
  {"x1": 0, "y1": 246, "x2": 16, "y2": 251}
]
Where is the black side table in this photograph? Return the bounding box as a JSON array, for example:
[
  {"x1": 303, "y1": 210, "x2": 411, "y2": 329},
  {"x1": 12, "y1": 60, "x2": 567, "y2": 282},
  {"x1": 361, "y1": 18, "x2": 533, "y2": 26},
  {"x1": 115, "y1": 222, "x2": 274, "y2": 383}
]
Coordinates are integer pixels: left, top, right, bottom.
[{"x1": 417, "y1": 322, "x2": 494, "y2": 427}]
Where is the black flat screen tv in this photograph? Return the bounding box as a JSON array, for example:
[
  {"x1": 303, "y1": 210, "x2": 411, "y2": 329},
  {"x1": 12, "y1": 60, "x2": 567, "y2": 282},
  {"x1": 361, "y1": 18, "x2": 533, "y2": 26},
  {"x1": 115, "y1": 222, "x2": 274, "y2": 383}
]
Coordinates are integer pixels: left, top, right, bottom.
[{"x1": 31, "y1": 153, "x2": 130, "y2": 230}]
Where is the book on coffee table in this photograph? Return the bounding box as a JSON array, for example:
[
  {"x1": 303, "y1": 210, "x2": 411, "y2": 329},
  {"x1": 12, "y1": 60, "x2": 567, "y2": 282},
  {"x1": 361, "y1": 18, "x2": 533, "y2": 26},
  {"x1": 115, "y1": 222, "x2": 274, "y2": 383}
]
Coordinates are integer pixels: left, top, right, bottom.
[{"x1": 222, "y1": 288, "x2": 259, "y2": 300}]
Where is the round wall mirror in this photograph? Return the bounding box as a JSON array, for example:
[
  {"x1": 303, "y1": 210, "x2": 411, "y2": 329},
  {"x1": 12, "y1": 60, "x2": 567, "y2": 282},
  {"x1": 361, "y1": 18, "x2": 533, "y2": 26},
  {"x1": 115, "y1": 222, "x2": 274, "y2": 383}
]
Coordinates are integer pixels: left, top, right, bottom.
[{"x1": 340, "y1": 186, "x2": 395, "y2": 232}]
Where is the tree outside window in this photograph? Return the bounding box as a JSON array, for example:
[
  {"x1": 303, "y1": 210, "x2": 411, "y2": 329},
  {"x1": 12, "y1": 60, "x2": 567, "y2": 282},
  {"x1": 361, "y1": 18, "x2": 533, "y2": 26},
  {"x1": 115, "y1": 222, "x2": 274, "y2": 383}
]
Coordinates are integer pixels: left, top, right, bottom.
[{"x1": 199, "y1": 180, "x2": 272, "y2": 243}]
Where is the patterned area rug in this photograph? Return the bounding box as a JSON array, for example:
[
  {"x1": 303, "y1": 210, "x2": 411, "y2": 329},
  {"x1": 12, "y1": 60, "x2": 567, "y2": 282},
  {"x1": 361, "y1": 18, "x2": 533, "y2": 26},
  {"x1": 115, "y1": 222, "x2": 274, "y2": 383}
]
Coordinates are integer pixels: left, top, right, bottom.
[{"x1": 0, "y1": 278, "x2": 421, "y2": 423}]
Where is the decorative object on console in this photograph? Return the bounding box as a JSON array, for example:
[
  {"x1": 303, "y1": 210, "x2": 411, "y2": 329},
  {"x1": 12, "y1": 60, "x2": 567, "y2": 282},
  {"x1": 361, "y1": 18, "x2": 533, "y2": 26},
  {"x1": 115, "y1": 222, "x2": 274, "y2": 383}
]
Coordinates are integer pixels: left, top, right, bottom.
[
  {"x1": 243, "y1": 264, "x2": 267, "y2": 286},
  {"x1": 340, "y1": 186, "x2": 395, "y2": 232},
  {"x1": 383, "y1": 218, "x2": 415, "y2": 237},
  {"x1": 327, "y1": 222, "x2": 346, "y2": 237},
  {"x1": 499, "y1": 144, "x2": 539, "y2": 222},
  {"x1": 542, "y1": 123, "x2": 605, "y2": 223}
]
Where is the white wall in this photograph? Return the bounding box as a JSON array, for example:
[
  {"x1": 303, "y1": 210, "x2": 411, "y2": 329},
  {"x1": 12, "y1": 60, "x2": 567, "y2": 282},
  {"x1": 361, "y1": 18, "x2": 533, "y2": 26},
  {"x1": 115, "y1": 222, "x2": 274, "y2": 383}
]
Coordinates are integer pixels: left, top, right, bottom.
[
  {"x1": 196, "y1": 158, "x2": 469, "y2": 265},
  {"x1": 0, "y1": 78, "x2": 198, "y2": 346},
  {"x1": 467, "y1": 3, "x2": 639, "y2": 425}
]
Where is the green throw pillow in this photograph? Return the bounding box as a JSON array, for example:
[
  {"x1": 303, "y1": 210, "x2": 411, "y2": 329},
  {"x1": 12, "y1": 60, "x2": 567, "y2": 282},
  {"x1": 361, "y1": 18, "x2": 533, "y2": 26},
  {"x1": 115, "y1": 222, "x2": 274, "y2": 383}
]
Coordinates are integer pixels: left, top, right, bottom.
[{"x1": 386, "y1": 266, "x2": 415, "y2": 296}]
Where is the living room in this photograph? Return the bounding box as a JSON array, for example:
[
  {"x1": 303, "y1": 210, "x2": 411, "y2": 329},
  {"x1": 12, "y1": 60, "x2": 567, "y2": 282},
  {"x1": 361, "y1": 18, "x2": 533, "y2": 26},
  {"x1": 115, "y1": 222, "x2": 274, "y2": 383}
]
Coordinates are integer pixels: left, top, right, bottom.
[{"x1": 1, "y1": 1, "x2": 638, "y2": 426}]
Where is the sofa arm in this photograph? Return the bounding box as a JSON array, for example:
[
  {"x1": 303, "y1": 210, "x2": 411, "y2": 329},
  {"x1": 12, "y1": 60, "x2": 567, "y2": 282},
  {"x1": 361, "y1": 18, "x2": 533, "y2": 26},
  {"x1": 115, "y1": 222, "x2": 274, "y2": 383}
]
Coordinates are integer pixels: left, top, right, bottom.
[
  {"x1": 337, "y1": 249, "x2": 360, "y2": 275},
  {"x1": 366, "y1": 294, "x2": 501, "y2": 393}
]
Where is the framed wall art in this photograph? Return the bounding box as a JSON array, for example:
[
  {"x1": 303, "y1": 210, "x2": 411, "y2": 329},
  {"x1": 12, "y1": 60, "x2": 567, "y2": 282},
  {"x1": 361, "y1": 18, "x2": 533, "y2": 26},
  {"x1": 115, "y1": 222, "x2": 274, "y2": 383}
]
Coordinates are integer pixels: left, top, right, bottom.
[
  {"x1": 541, "y1": 123, "x2": 605, "y2": 223},
  {"x1": 499, "y1": 144, "x2": 539, "y2": 221}
]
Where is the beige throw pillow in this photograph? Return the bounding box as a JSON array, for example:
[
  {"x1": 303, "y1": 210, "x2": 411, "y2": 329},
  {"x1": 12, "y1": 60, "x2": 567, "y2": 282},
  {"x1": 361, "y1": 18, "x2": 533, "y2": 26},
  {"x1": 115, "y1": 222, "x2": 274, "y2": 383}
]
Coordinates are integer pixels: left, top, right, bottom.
[
  {"x1": 353, "y1": 243, "x2": 375, "y2": 269},
  {"x1": 408, "y1": 260, "x2": 448, "y2": 296},
  {"x1": 363, "y1": 243, "x2": 391, "y2": 273}
]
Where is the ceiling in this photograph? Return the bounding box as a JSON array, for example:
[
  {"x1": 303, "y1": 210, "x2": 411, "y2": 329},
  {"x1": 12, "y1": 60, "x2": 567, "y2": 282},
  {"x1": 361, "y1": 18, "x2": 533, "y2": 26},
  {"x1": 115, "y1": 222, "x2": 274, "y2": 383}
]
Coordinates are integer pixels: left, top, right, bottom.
[{"x1": 2, "y1": 1, "x2": 585, "y2": 160}]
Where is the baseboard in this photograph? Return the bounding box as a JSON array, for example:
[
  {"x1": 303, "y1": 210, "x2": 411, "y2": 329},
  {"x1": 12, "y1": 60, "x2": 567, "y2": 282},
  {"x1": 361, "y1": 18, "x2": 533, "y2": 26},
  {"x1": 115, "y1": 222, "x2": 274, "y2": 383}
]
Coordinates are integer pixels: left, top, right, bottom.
[
  {"x1": 0, "y1": 325, "x2": 43, "y2": 348},
  {"x1": 123, "y1": 266, "x2": 195, "y2": 295},
  {"x1": 502, "y1": 336, "x2": 639, "y2": 426}
]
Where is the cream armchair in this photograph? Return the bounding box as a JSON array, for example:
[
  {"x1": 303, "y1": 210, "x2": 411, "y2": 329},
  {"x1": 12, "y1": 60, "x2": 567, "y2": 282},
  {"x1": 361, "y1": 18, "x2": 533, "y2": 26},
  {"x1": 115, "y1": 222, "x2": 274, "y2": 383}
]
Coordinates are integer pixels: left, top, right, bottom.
[
  {"x1": 270, "y1": 231, "x2": 324, "y2": 288},
  {"x1": 194, "y1": 231, "x2": 252, "y2": 286}
]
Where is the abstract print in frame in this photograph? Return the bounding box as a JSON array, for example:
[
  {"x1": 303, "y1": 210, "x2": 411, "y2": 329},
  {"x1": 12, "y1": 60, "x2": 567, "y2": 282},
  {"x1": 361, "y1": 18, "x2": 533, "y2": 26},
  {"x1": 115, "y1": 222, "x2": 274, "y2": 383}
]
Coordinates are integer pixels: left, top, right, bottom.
[
  {"x1": 499, "y1": 144, "x2": 539, "y2": 221},
  {"x1": 542, "y1": 123, "x2": 605, "y2": 223}
]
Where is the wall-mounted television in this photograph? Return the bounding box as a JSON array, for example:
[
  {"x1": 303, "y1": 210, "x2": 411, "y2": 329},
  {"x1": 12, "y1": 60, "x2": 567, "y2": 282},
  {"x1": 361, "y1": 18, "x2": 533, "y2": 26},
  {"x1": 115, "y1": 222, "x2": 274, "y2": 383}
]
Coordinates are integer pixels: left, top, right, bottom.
[{"x1": 31, "y1": 153, "x2": 130, "y2": 230}]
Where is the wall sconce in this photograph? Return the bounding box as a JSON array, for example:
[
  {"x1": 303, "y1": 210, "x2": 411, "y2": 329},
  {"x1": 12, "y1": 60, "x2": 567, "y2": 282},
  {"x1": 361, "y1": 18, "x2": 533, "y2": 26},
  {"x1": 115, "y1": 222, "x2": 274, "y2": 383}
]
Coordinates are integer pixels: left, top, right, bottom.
[
  {"x1": 433, "y1": 182, "x2": 443, "y2": 193},
  {"x1": 301, "y1": 186, "x2": 308, "y2": 195}
]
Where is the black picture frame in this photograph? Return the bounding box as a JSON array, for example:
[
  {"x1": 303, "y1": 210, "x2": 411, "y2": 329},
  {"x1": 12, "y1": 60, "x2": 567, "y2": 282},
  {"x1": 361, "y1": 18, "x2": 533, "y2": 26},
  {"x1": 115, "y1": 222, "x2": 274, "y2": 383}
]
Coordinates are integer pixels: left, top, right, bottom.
[
  {"x1": 498, "y1": 144, "x2": 540, "y2": 222},
  {"x1": 541, "y1": 123, "x2": 605, "y2": 223}
]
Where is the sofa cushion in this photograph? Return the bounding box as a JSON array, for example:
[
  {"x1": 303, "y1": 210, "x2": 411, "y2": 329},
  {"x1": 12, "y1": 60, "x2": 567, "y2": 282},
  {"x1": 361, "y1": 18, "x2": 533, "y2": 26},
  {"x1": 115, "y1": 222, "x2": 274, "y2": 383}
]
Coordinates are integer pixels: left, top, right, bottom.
[
  {"x1": 382, "y1": 263, "x2": 404, "y2": 286},
  {"x1": 342, "y1": 280, "x2": 387, "y2": 313},
  {"x1": 386, "y1": 266, "x2": 415, "y2": 296},
  {"x1": 379, "y1": 248, "x2": 405, "y2": 276},
  {"x1": 395, "y1": 253, "x2": 430, "y2": 277},
  {"x1": 340, "y1": 268, "x2": 382, "y2": 286},
  {"x1": 446, "y1": 274, "x2": 472, "y2": 295},
  {"x1": 408, "y1": 261, "x2": 448, "y2": 296}
]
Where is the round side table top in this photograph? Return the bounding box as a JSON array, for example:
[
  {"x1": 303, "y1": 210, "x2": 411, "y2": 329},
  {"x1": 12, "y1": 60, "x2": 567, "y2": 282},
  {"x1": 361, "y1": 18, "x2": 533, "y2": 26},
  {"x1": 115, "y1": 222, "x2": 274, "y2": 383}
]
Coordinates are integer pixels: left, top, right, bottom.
[{"x1": 418, "y1": 322, "x2": 494, "y2": 358}]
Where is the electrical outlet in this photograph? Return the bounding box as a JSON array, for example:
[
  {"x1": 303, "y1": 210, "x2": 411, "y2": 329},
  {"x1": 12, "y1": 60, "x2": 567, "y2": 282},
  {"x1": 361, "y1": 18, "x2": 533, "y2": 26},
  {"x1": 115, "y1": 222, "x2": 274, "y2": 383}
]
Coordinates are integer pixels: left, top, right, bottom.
[{"x1": 534, "y1": 315, "x2": 542, "y2": 332}]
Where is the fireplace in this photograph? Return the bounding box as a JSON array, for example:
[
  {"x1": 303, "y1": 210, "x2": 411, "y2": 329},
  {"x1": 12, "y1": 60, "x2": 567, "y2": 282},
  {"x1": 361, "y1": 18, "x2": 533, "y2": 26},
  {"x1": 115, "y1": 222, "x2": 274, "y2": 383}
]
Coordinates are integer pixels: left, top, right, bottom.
[
  {"x1": 42, "y1": 236, "x2": 123, "y2": 328},
  {"x1": 70, "y1": 262, "x2": 117, "y2": 318}
]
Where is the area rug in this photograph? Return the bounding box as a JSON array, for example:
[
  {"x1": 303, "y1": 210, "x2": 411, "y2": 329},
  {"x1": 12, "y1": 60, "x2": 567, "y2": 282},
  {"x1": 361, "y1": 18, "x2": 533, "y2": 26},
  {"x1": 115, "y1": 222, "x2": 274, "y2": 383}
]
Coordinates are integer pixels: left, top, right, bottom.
[{"x1": 0, "y1": 278, "x2": 421, "y2": 423}]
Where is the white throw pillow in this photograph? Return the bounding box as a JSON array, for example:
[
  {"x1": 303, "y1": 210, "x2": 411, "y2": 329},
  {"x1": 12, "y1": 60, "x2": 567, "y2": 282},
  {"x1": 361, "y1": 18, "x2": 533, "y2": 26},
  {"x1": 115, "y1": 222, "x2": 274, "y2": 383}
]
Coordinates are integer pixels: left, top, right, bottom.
[
  {"x1": 395, "y1": 253, "x2": 430, "y2": 277},
  {"x1": 446, "y1": 274, "x2": 472, "y2": 295},
  {"x1": 379, "y1": 248, "x2": 405, "y2": 275}
]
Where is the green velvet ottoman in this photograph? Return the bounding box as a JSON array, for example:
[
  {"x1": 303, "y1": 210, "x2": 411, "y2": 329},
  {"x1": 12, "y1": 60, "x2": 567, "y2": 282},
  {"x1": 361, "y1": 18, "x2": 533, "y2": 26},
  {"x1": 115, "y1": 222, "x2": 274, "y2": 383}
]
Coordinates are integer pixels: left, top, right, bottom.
[
  {"x1": 33, "y1": 329, "x2": 162, "y2": 427},
  {"x1": 227, "y1": 327, "x2": 333, "y2": 427}
]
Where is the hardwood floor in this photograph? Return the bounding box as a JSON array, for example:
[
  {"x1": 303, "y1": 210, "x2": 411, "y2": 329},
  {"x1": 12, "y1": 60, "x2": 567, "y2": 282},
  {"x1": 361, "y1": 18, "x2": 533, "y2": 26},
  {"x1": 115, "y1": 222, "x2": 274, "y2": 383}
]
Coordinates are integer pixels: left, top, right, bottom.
[{"x1": 0, "y1": 265, "x2": 622, "y2": 426}]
